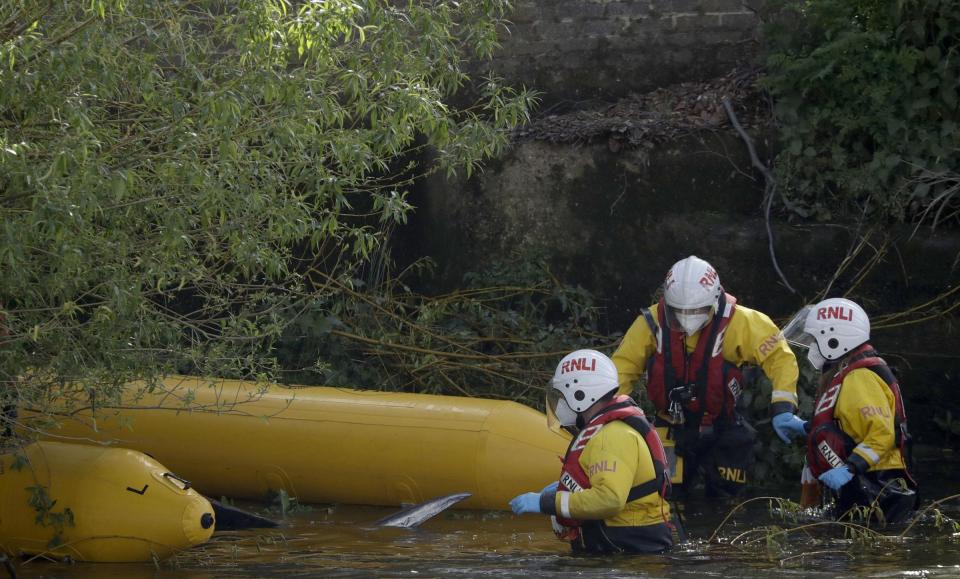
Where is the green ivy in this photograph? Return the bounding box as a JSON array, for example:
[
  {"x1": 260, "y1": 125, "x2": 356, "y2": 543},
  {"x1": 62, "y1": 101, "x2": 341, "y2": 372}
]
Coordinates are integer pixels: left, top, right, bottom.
[{"x1": 761, "y1": 0, "x2": 960, "y2": 225}]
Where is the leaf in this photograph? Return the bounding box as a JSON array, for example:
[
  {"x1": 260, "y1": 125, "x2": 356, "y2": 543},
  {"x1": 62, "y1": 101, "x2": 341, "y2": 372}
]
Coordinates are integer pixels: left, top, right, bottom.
[
  {"x1": 10, "y1": 454, "x2": 28, "y2": 471},
  {"x1": 1, "y1": 0, "x2": 534, "y2": 426},
  {"x1": 315, "y1": 316, "x2": 342, "y2": 335}
]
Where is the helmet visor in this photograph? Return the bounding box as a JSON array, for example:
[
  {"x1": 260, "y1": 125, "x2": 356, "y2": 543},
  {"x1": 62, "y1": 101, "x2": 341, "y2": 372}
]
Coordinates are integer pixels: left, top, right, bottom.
[
  {"x1": 781, "y1": 305, "x2": 815, "y2": 349},
  {"x1": 665, "y1": 305, "x2": 713, "y2": 334},
  {"x1": 780, "y1": 305, "x2": 824, "y2": 370},
  {"x1": 546, "y1": 386, "x2": 577, "y2": 433}
]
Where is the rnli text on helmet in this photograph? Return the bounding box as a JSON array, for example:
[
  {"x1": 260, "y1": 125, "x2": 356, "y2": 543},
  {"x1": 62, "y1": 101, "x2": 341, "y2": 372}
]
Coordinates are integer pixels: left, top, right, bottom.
[
  {"x1": 560, "y1": 358, "x2": 597, "y2": 374},
  {"x1": 817, "y1": 306, "x2": 855, "y2": 321},
  {"x1": 666, "y1": 266, "x2": 719, "y2": 291},
  {"x1": 699, "y1": 268, "x2": 719, "y2": 289}
]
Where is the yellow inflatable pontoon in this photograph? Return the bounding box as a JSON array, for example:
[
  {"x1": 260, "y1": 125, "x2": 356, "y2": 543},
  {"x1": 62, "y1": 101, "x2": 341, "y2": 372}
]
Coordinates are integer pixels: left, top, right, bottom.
[
  {"x1": 0, "y1": 441, "x2": 214, "y2": 562},
  {"x1": 33, "y1": 377, "x2": 573, "y2": 511}
]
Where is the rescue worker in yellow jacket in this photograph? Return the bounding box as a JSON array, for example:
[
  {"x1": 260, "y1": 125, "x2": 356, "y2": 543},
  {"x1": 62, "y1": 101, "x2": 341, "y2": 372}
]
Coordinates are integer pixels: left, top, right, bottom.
[
  {"x1": 612, "y1": 256, "x2": 802, "y2": 497},
  {"x1": 509, "y1": 349, "x2": 674, "y2": 554},
  {"x1": 792, "y1": 297, "x2": 917, "y2": 524}
]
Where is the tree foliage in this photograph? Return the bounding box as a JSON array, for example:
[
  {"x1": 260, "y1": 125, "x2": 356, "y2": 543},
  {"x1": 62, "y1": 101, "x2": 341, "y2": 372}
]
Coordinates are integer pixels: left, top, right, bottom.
[
  {"x1": 0, "y1": 0, "x2": 536, "y2": 412},
  {"x1": 762, "y1": 0, "x2": 960, "y2": 225},
  {"x1": 275, "y1": 253, "x2": 608, "y2": 403}
]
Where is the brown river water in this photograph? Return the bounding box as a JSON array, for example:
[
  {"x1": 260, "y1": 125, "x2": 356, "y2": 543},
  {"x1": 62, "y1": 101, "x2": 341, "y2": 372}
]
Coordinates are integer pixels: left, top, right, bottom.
[{"x1": 11, "y1": 473, "x2": 960, "y2": 578}]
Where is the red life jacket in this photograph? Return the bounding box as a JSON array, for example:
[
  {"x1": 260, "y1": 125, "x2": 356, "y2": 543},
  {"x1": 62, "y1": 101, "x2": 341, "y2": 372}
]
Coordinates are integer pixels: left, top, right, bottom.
[
  {"x1": 806, "y1": 344, "x2": 913, "y2": 478},
  {"x1": 556, "y1": 396, "x2": 670, "y2": 535},
  {"x1": 645, "y1": 293, "x2": 740, "y2": 426}
]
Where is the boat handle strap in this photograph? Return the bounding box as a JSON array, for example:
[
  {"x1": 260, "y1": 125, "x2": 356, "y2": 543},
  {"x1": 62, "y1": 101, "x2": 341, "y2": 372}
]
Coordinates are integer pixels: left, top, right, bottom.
[{"x1": 163, "y1": 472, "x2": 193, "y2": 490}]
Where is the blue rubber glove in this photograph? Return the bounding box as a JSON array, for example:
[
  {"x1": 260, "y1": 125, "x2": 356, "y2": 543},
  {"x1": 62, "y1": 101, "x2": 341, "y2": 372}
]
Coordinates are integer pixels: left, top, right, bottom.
[
  {"x1": 540, "y1": 481, "x2": 558, "y2": 495},
  {"x1": 509, "y1": 492, "x2": 542, "y2": 514},
  {"x1": 772, "y1": 412, "x2": 808, "y2": 443},
  {"x1": 819, "y1": 465, "x2": 854, "y2": 491}
]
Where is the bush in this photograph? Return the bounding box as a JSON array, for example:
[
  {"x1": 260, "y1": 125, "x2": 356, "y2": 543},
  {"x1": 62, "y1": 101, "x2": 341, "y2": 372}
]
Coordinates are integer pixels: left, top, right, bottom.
[{"x1": 762, "y1": 0, "x2": 960, "y2": 226}]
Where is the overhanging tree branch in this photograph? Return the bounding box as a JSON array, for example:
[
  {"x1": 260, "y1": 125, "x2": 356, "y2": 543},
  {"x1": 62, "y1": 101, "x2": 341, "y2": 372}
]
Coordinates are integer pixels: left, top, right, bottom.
[{"x1": 722, "y1": 96, "x2": 797, "y2": 295}]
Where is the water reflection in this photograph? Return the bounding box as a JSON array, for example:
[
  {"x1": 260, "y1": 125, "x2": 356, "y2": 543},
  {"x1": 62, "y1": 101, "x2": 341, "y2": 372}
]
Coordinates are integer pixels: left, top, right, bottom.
[{"x1": 11, "y1": 480, "x2": 960, "y2": 578}]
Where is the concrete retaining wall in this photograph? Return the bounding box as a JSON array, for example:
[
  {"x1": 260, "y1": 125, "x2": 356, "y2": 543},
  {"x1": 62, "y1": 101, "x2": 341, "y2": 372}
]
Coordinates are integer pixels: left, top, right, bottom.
[{"x1": 489, "y1": 0, "x2": 762, "y2": 103}]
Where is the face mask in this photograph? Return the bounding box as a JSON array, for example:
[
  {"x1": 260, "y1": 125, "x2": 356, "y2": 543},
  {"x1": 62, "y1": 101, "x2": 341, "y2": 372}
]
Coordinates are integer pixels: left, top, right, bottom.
[
  {"x1": 553, "y1": 397, "x2": 577, "y2": 427},
  {"x1": 676, "y1": 313, "x2": 709, "y2": 335},
  {"x1": 807, "y1": 344, "x2": 827, "y2": 371}
]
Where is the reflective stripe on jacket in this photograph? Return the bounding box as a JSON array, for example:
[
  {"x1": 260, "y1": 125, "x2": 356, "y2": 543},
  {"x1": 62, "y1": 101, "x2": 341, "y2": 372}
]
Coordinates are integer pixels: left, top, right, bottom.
[
  {"x1": 547, "y1": 397, "x2": 670, "y2": 531},
  {"x1": 808, "y1": 345, "x2": 908, "y2": 474}
]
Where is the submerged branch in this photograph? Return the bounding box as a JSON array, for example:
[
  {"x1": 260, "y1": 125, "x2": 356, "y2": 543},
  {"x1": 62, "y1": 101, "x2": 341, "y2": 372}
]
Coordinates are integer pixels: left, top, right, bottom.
[{"x1": 898, "y1": 493, "x2": 960, "y2": 537}]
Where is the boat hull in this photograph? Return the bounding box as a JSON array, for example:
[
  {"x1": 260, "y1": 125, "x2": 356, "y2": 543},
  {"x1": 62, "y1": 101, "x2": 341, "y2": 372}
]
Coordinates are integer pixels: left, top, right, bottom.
[
  {"x1": 34, "y1": 376, "x2": 572, "y2": 511},
  {"x1": 0, "y1": 441, "x2": 214, "y2": 562}
]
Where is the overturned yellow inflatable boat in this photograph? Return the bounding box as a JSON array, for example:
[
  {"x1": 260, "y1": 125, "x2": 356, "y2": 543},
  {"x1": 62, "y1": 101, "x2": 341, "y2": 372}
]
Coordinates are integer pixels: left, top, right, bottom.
[
  {"x1": 0, "y1": 441, "x2": 214, "y2": 562},
  {"x1": 33, "y1": 376, "x2": 572, "y2": 511}
]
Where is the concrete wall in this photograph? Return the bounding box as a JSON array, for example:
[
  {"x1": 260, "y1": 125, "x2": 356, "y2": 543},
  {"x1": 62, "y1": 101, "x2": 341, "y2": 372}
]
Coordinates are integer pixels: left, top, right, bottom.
[
  {"x1": 410, "y1": 134, "x2": 774, "y2": 329},
  {"x1": 408, "y1": 134, "x2": 959, "y2": 326},
  {"x1": 490, "y1": 0, "x2": 762, "y2": 103},
  {"x1": 394, "y1": 1, "x2": 960, "y2": 439},
  {"x1": 399, "y1": 133, "x2": 960, "y2": 441}
]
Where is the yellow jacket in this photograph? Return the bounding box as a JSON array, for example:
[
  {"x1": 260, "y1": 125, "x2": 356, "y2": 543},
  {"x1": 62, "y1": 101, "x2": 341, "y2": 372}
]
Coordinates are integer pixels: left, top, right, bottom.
[
  {"x1": 833, "y1": 367, "x2": 906, "y2": 472},
  {"x1": 552, "y1": 421, "x2": 669, "y2": 527},
  {"x1": 613, "y1": 302, "x2": 799, "y2": 415}
]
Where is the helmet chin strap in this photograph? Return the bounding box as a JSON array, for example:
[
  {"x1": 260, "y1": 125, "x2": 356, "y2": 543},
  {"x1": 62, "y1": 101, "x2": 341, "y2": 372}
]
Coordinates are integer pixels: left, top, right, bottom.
[
  {"x1": 806, "y1": 344, "x2": 827, "y2": 371},
  {"x1": 554, "y1": 397, "x2": 578, "y2": 427},
  {"x1": 807, "y1": 344, "x2": 844, "y2": 374},
  {"x1": 575, "y1": 406, "x2": 601, "y2": 430},
  {"x1": 574, "y1": 390, "x2": 618, "y2": 428}
]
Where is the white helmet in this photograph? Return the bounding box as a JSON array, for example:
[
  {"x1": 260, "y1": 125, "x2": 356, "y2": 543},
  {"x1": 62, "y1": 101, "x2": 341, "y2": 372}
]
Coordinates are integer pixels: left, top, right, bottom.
[
  {"x1": 663, "y1": 255, "x2": 722, "y2": 335},
  {"x1": 801, "y1": 298, "x2": 870, "y2": 370},
  {"x1": 546, "y1": 349, "x2": 618, "y2": 429}
]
